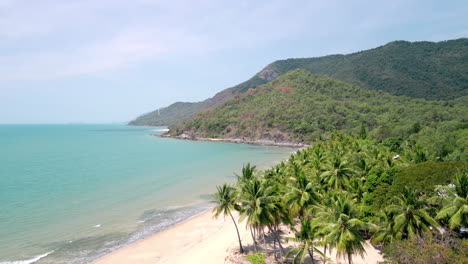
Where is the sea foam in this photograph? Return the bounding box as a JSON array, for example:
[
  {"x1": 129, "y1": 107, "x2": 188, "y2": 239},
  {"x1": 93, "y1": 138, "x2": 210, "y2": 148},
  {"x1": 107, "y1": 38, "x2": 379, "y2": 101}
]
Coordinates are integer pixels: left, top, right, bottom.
[{"x1": 0, "y1": 251, "x2": 53, "y2": 264}]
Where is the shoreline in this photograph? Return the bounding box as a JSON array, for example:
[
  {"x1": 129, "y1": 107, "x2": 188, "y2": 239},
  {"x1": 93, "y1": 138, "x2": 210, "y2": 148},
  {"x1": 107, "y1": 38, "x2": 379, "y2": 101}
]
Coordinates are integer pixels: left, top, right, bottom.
[
  {"x1": 92, "y1": 208, "x2": 251, "y2": 264},
  {"x1": 92, "y1": 207, "x2": 384, "y2": 264},
  {"x1": 133, "y1": 123, "x2": 307, "y2": 148},
  {"x1": 153, "y1": 133, "x2": 309, "y2": 148},
  {"x1": 91, "y1": 130, "x2": 302, "y2": 264}
]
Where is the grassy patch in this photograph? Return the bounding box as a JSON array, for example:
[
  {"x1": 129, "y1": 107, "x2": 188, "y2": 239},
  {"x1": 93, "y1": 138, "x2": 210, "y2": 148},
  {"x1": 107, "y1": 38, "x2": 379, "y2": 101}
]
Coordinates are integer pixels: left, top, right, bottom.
[{"x1": 245, "y1": 252, "x2": 266, "y2": 264}]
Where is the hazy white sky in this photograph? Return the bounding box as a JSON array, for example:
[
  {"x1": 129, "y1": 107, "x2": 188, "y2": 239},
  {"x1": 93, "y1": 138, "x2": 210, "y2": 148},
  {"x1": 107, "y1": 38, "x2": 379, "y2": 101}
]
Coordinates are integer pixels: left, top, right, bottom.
[{"x1": 0, "y1": 0, "x2": 467, "y2": 123}]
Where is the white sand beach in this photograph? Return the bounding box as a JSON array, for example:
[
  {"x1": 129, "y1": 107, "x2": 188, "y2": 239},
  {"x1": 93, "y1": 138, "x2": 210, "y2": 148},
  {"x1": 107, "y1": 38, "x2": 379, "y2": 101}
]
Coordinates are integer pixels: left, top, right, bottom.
[{"x1": 93, "y1": 210, "x2": 383, "y2": 264}]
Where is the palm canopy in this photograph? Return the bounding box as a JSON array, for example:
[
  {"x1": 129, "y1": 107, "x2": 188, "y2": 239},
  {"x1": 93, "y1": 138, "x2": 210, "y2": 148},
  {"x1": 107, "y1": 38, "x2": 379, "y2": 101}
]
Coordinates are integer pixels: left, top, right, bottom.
[
  {"x1": 314, "y1": 194, "x2": 367, "y2": 264},
  {"x1": 238, "y1": 178, "x2": 277, "y2": 229},
  {"x1": 212, "y1": 184, "x2": 237, "y2": 217},
  {"x1": 212, "y1": 183, "x2": 245, "y2": 253},
  {"x1": 286, "y1": 218, "x2": 324, "y2": 264},
  {"x1": 324, "y1": 217, "x2": 367, "y2": 264},
  {"x1": 437, "y1": 196, "x2": 468, "y2": 230},
  {"x1": 236, "y1": 162, "x2": 257, "y2": 184},
  {"x1": 370, "y1": 208, "x2": 398, "y2": 246},
  {"x1": 284, "y1": 166, "x2": 319, "y2": 218},
  {"x1": 454, "y1": 171, "x2": 468, "y2": 198},
  {"x1": 433, "y1": 171, "x2": 468, "y2": 230},
  {"x1": 389, "y1": 187, "x2": 440, "y2": 239},
  {"x1": 321, "y1": 155, "x2": 355, "y2": 190},
  {"x1": 310, "y1": 143, "x2": 326, "y2": 172}
]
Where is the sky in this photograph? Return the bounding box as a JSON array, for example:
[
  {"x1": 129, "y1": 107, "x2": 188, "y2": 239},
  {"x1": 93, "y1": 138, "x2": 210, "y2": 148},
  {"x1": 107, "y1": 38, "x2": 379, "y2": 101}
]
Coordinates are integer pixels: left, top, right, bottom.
[{"x1": 0, "y1": 0, "x2": 467, "y2": 124}]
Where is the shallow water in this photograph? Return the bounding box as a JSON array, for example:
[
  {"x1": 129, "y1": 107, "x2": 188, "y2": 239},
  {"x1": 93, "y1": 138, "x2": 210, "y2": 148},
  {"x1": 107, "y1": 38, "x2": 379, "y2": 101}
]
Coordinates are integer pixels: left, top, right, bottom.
[{"x1": 0, "y1": 124, "x2": 293, "y2": 263}]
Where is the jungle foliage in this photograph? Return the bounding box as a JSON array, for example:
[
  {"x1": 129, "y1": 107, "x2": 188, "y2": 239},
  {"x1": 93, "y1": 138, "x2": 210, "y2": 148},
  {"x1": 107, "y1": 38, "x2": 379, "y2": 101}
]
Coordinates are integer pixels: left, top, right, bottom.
[{"x1": 212, "y1": 133, "x2": 468, "y2": 264}]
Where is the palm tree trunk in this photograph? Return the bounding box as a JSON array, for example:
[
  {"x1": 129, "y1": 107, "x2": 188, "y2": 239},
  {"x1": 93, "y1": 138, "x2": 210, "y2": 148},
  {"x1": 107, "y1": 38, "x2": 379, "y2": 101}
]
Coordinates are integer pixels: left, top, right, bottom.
[
  {"x1": 228, "y1": 211, "x2": 244, "y2": 253},
  {"x1": 253, "y1": 227, "x2": 257, "y2": 243},
  {"x1": 348, "y1": 252, "x2": 352, "y2": 264},
  {"x1": 250, "y1": 227, "x2": 257, "y2": 251},
  {"x1": 308, "y1": 248, "x2": 315, "y2": 264},
  {"x1": 272, "y1": 228, "x2": 278, "y2": 261},
  {"x1": 274, "y1": 225, "x2": 285, "y2": 255},
  {"x1": 256, "y1": 226, "x2": 261, "y2": 242},
  {"x1": 253, "y1": 227, "x2": 257, "y2": 244},
  {"x1": 323, "y1": 244, "x2": 327, "y2": 263}
]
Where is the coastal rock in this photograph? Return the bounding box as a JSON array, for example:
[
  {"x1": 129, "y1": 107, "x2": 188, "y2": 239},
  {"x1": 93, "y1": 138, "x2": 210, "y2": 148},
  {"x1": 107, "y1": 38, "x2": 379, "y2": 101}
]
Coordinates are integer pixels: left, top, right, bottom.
[{"x1": 153, "y1": 133, "x2": 308, "y2": 148}]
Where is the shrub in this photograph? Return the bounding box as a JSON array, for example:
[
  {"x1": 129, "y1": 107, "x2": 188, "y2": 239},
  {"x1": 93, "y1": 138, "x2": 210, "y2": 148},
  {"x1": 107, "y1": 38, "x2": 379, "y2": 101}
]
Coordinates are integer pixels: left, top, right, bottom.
[
  {"x1": 392, "y1": 161, "x2": 466, "y2": 195},
  {"x1": 381, "y1": 231, "x2": 468, "y2": 264}
]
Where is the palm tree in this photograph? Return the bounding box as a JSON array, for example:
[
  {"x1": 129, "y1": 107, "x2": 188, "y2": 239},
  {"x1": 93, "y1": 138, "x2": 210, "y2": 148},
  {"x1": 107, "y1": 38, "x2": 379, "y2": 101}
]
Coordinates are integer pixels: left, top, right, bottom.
[
  {"x1": 389, "y1": 187, "x2": 440, "y2": 239},
  {"x1": 315, "y1": 194, "x2": 367, "y2": 264},
  {"x1": 349, "y1": 177, "x2": 365, "y2": 203},
  {"x1": 432, "y1": 171, "x2": 468, "y2": 230},
  {"x1": 266, "y1": 181, "x2": 290, "y2": 258},
  {"x1": 310, "y1": 143, "x2": 327, "y2": 172},
  {"x1": 370, "y1": 208, "x2": 398, "y2": 246},
  {"x1": 321, "y1": 155, "x2": 354, "y2": 190},
  {"x1": 405, "y1": 143, "x2": 427, "y2": 164},
  {"x1": 354, "y1": 154, "x2": 372, "y2": 179},
  {"x1": 236, "y1": 163, "x2": 256, "y2": 185},
  {"x1": 310, "y1": 191, "x2": 340, "y2": 262},
  {"x1": 284, "y1": 166, "x2": 319, "y2": 219},
  {"x1": 212, "y1": 184, "x2": 244, "y2": 253},
  {"x1": 291, "y1": 149, "x2": 311, "y2": 167},
  {"x1": 238, "y1": 178, "x2": 277, "y2": 251},
  {"x1": 286, "y1": 218, "x2": 324, "y2": 264}
]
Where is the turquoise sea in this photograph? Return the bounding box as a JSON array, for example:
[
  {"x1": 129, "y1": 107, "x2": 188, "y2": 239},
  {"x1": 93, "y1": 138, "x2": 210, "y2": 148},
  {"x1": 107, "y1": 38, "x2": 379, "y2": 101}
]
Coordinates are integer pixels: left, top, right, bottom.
[{"x1": 0, "y1": 124, "x2": 294, "y2": 264}]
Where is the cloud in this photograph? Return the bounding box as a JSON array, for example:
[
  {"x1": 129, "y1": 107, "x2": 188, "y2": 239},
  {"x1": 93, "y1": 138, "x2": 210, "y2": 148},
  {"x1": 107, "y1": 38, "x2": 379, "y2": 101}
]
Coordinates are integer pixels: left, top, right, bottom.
[
  {"x1": 0, "y1": 0, "x2": 215, "y2": 79},
  {"x1": 0, "y1": 27, "x2": 211, "y2": 79},
  {"x1": 0, "y1": 0, "x2": 313, "y2": 80},
  {"x1": 0, "y1": 0, "x2": 466, "y2": 81}
]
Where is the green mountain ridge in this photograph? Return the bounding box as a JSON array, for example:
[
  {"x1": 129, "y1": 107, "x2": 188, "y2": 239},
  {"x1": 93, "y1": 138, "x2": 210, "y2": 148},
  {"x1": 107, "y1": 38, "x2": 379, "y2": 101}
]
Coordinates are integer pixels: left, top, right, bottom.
[
  {"x1": 129, "y1": 38, "x2": 468, "y2": 126},
  {"x1": 266, "y1": 39, "x2": 468, "y2": 99},
  {"x1": 170, "y1": 69, "x2": 467, "y2": 160}
]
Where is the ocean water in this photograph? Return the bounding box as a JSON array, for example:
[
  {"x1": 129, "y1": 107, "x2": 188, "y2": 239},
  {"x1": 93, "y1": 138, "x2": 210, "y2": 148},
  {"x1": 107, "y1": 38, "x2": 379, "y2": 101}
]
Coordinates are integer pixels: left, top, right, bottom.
[{"x1": 0, "y1": 124, "x2": 293, "y2": 264}]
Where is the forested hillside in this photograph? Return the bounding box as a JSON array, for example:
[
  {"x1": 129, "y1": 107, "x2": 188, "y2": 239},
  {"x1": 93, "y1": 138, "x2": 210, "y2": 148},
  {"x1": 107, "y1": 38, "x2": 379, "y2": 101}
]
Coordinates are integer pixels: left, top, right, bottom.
[
  {"x1": 130, "y1": 38, "x2": 468, "y2": 126},
  {"x1": 170, "y1": 69, "x2": 467, "y2": 161},
  {"x1": 265, "y1": 38, "x2": 468, "y2": 100}
]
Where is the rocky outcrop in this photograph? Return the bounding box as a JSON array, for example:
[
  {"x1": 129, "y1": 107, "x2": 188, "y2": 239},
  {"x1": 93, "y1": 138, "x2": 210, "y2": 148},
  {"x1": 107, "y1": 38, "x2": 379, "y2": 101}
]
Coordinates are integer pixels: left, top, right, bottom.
[
  {"x1": 155, "y1": 133, "x2": 307, "y2": 148},
  {"x1": 258, "y1": 69, "x2": 279, "y2": 81}
]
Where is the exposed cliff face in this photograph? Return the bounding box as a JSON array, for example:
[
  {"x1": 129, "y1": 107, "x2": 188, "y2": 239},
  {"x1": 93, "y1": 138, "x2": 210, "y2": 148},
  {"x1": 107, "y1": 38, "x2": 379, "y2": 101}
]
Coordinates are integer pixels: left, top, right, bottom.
[
  {"x1": 129, "y1": 38, "x2": 468, "y2": 126},
  {"x1": 258, "y1": 69, "x2": 279, "y2": 81}
]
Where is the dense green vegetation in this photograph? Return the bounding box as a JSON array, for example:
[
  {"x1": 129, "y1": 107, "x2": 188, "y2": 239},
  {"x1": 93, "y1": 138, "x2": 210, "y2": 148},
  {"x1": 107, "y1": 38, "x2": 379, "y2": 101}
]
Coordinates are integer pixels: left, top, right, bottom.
[
  {"x1": 130, "y1": 38, "x2": 468, "y2": 126},
  {"x1": 392, "y1": 161, "x2": 466, "y2": 195},
  {"x1": 171, "y1": 70, "x2": 467, "y2": 160},
  {"x1": 266, "y1": 38, "x2": 468, "y2": 100},
  {"x1": 212, "y1": 133, "x2": 468, "y2": 264}
]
